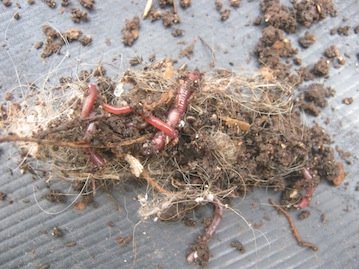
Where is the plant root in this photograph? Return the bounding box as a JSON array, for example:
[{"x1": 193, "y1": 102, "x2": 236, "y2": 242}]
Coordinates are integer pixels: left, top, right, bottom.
[{"x1": 269, "y1": 199, "x2": 318, "y2": 251}]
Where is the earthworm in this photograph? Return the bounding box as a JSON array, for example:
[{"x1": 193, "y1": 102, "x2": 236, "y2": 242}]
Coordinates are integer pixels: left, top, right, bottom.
[
  {"x1": 102, "y1": 103, "x2": 133, "y2": 115},
  {"x1": 102, "y1": 103, "x2": 177, "y2": 138},
  {"x1": 296, "y1": 168, "x2": 315, "y2": 209},
  {"x1": 151, "y1": 70, "x2": 202, "y2": 152},
  {"x1": 81, "y1": 84, "x2": 105, "y2": 167},
  {"x1": 269, "y1": 199, "x2": 318, "y2": 251},
  {"x1": 187, "y1": 197, "x2": 223, "y2": 264},
  {"x1": 81, "y1": 84, "x2": 98, "y2": 118}
]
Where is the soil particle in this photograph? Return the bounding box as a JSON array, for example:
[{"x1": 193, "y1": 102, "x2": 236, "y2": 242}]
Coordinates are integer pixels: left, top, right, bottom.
[
  {"x1": 312, "y1": 58, "x2": 330, "y2": 77},
  {"x1": 294, "y1": 0, "x2": 336, "y2": 28},
  {"x1": 220, "y1": 9, "x2": 231, "y2": 21},
  {"x1": 2, "y1": 0, "x2": 12, "y2": 7},
  {"x1": 44, "y1": 0, "x2": 56, "y2": 8},
  {"x1": 320, "y1": 213, "x2": 328, "y2": 223},
  {"x1": 34, "y1": 41, "x2": 43, "y2": 49},
  {"x1": 330, "y1": 162, "x2": 345, "y2": 186},
  {"x1": 122, "y1": 16, "x2": 140, "y2": 46},
  {"x1": 336, "y1": 25, "x2": 350, "y2": 36},
  {"x1": 129, "y1": 56, "x2": 143, "y2": 66},
  {"x1": 61, "y1": 0, "x2": 70, "y2": 7},
  {"x1": 293, "y1": 57, "x2": 302, "y2": 65},
  {"x1": 260, "y1": 0, "x2": 297, "y2": 33},
  {"x1": 230, "y1": 0, "x2": 240, "y2": 8},
  {"x1": 354, "y1": 25, "x2": 359, "y2": 34},
  {"x1": 171, "y1": 28, "x2": 184, "y2": 37},
  {"x1": 255, "y1": 26, "x2": 298, "y2": 81},
  {"x1": 65, "y1": 241, "x2": 77, "y2": 247},
  {"x1": 297, "y1": 66, "x2": 314, "y2": 81},
  {"x1": 324, "y1": 45, "x2": 339, "y2": 58},
  {"x1": 4, "y1": 92, "x2": 13, "y2": 101},
  {"x1": 40, "y1": 25, "x2": 90, "y2": 58},
  {"x1": 180, "y1": 0, "x2": 191, "y2": 9},
  {"x1": 148, "y1": 9, "x2": 162, "y2": 22},
  {"x1": 162, "y1": 11, "x2": 180, "y2": 27},
  {"x1": 179, "y1": 41, "x2": 195, "y2": 58},
  {"x1": 342, "y1": 97, "x2": 353, "y2": 105},
  {"x1": 71, "y1": 8, "x2": 88, "y2": 23},
  {"x1": 335, "y1": 146, "x2": 352, "y2": 165},
  {"x1": 79, "y1": 34, "x2": 92, "y2": 46},
  {"x1": 51, "y1": 227, "x2": 63, "y2": 238},
  {"x1": 63, "y1": 28, "x2": 82, "y2": 42},
  {"x1": 13, "y1": 12, "x2": 21, "y2": 20},
  {"x1": 215, "y1": 0, "x2": 222, "y2": 11},
  {"x1": 45, "y1": 189, "x2": 67, "y2": 203},
  {"x1": 299, "y1": 83, "x2": 334, "y2": 116},
  {"x1": 230, "y1": 240, "x2": 246, "y2": 253},
  {"x1": 298, "y1": 210, "x2": 311, "y2": 220},
  {"x1": 115, "y1": 235, "x2": 132, "y2": 247},
  {"x1": 298, "y1": 32, "x2": 316, "y2": 48},
  {"x1": 27, "y1": 0, "x2": 35, "y2": 5},
  {"x1": 159, "y1": 0, "x2": 173, "y2": 8},
  {"x1": 0, "y1": 192, "x2": 7, "y2": 201},
  {"x1": 80, "y1": 0, "x2": 94, "y2": 9}
]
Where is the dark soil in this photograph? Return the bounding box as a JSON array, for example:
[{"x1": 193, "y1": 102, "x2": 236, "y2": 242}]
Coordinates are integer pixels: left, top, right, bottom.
[
  {"x1": 121, "y1": 16, "x2": 140, "y2": 46},
  {"x1": 298, "y1": 32, "x2": 316, "y2": 48}
]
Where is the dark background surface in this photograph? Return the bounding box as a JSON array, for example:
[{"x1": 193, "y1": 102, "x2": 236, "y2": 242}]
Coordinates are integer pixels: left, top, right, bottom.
[{"x1": 0, "y1": 1, "x2": 358, "y2": 268}]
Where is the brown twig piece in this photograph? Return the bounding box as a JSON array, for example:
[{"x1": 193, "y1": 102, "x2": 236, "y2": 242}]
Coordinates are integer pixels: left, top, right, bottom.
[{"x1": 269, "y1": 199, "x2": 318, "y2": 251}]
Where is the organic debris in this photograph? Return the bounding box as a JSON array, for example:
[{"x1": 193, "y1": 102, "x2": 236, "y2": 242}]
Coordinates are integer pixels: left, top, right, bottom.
[
  {"x1": 40, "y1": 25, "x2": 91, "y2": 58},
  {"x1": 0, "y1": 59, "x2": 344, "y2": 266},
  {"x1": 122, "y1": 16, "x2": 141, "y2": 46}
]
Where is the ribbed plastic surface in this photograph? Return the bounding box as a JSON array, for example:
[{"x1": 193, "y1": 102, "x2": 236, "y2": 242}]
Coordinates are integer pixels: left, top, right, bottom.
[{"x1": 0, "y1": 1, "x2": 358, "y2": 268}]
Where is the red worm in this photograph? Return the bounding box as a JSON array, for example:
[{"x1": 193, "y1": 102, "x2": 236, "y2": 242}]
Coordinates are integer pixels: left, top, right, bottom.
[
  {"x1": 102, "y1": 103, "x2": 133, "y2": 115},
  {"x1": 187, "y1": 197, "x2": 224, "y2": 264},
  {"x1": 143, "y1": 115, "x2": 178, "y2": 138},
  {"x1": 81, "y1": 84, "x2": 98, "y2": 118},
  {"x1": 81, "y1": 84, "x2": 105, "y2": 167},
  {"x1": 151, "y1": 70, "x2": 202, "y2": 152},
  {"x1": 295, "y1": 168, "x2": 315, "y2": 209},
  {"x1": 102, "y1": 103, "x2": 176, "y2": 137}
]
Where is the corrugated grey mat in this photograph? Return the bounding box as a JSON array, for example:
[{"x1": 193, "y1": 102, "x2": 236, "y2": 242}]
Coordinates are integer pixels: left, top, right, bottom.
[{"x1": 0, "y1": 1, "x2": 358, "y2": 268}]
